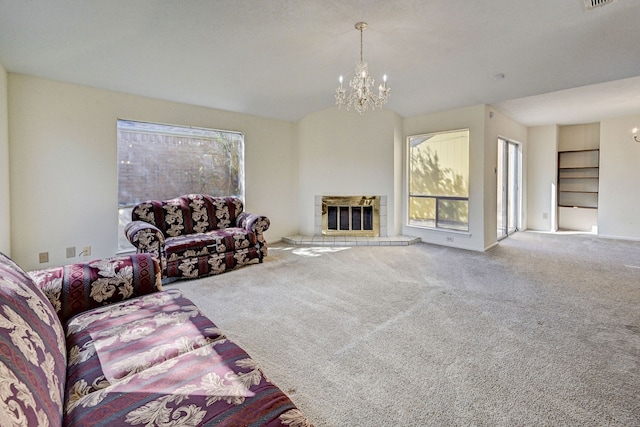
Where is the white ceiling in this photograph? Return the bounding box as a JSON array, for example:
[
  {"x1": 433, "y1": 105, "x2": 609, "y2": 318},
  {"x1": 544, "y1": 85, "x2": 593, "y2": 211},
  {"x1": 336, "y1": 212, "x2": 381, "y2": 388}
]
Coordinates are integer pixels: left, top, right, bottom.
[{"x1": 1, "y1": 0, "x2": 639, "y2": 125}]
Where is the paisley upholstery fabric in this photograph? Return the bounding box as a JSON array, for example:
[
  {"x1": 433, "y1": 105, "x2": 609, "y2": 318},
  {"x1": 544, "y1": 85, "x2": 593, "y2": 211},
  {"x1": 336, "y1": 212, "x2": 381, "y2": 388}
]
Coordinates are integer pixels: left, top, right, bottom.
[
  {"x1": 166, "y1": 247, "x2": 262, "y2": 279},
  {"x1": 126, "y1": 195, "x2": 270, "y2": 279},
  {"x1": 0, "y1": 252, "x2": 67, "y2": 426},
  {"x1": 130, "y1": 194, "x2": 241, "y2": 235},
  {"x1": 29, "y1": 254, "x2": 162, "y2": 324},
  {"x1": 63, "y1": 289, "x2": 309, "y2": 427},
  {"x1": 0, "y1": 253, "x2": 312, "y2": 426}
]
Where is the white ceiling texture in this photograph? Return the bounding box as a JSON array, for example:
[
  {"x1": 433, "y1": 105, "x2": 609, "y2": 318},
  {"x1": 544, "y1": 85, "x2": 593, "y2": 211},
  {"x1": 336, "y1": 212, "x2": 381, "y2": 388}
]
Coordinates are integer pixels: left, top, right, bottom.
[{"x1": 0, "y1": 0, "x2": 639, "y2": 126}]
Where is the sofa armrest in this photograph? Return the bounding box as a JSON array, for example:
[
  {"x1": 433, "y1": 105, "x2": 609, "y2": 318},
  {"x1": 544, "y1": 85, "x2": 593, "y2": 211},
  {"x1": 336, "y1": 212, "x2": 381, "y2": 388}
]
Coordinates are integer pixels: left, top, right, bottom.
[
  {"x1": 236, "y1": 212, "x2": 271, "y2": 234},
  {"x1": 125, "y1": 220, "x2": 167, "y2": 268},
  {"x1": 28, "y1": 254, "x2": 162, "y2": 324},
  {"x1": 125, "y1": 220, "x2": 166, "y2": 250}
]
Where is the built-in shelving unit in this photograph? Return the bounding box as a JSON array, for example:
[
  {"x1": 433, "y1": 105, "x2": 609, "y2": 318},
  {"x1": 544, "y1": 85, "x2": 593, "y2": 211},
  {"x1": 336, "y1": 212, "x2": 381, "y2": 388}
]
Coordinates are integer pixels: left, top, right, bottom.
[{"x1": 557, "y1": 149, "x2": 599, "y2": 209}]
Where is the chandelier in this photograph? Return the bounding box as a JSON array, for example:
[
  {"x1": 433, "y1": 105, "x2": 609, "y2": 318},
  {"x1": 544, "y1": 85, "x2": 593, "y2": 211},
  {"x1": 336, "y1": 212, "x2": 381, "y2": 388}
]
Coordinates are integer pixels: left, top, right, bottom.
[{"x1": 335, "y1": 22, "x2": 390, "y2": 114}]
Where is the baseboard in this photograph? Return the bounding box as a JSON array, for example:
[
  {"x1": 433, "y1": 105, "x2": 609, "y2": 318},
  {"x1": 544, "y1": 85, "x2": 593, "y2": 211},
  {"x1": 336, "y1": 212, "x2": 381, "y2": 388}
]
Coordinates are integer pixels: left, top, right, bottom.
[
  {"x1": 596, "y1": 233, "x2": 640, "y2": 242},
  {"x1": 484, "y1": 241, "x2": 499, "y2": 251}
]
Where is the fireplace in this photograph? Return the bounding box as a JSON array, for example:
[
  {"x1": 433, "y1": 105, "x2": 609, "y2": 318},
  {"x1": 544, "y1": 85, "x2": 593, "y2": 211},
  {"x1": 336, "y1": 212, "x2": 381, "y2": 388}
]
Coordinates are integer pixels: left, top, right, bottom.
[{"x1": 321, "y1": 196, "x2": 380, "y2": 237}]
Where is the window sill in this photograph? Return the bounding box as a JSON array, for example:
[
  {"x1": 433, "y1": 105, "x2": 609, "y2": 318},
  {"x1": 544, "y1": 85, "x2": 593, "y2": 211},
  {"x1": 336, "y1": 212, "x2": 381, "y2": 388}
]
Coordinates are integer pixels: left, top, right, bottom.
[{"x1": 406, "y1": 224, "x2": 472, "y2": 238}]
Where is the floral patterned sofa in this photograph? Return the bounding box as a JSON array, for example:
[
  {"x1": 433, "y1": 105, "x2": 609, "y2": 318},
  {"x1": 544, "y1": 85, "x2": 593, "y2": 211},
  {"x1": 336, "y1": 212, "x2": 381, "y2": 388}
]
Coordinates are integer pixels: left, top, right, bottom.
[
  {"x1": 125, "y1": 194, "x2": 270, "y2": 280},
  {"x1": 0, "y1": 252, "x2": 311, "y2": 426}
]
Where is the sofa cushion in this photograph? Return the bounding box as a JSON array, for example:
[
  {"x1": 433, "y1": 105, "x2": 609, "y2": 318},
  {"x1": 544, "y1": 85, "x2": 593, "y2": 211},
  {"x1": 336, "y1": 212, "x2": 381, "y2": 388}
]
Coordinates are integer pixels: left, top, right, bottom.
[
  {"x1": 0, "y1": 252, "x2": 67, "y2": 426},
  {"x1": 166, "y1": 249, "x2": 262, "y2": 279},
  {"x1": 132, "y1": 195, "x2": 244, "y2": 237},
  {"x1": 165, "y1": 228, "x2": 257, "y2": 258},
  {"x1": 29, "y1": 254, "x2": 162, "y2": 324},
  {"x1": 63, "y1": 289, "x2": 304, "y2": 426},
  {"x1": 64, "y1": 290, "x2": 224, "y2": 405}
]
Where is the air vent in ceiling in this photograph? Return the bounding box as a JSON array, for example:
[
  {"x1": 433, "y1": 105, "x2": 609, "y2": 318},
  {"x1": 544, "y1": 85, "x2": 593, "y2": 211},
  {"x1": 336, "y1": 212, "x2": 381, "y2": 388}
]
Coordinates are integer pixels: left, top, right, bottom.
[{"x1": 584, "y1": 0, "x2": 616, "y2": 10}]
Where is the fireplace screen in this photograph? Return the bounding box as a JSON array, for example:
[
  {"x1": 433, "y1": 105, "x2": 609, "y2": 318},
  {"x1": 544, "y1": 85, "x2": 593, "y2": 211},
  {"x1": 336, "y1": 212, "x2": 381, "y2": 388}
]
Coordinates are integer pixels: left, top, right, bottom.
[{"x1": 322, "y1": 196, "x2": 380, "y2": 237}]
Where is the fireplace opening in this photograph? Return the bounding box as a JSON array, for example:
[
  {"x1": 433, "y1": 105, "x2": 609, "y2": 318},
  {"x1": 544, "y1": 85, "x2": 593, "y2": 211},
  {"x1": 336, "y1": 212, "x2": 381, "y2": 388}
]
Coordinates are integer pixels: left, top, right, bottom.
[
  {"x1": 322, "y1": 196, "x2": 380, "y2": 237},
  {"x1": 327, "y1": 205, "x2": 374, "y2": 231}
]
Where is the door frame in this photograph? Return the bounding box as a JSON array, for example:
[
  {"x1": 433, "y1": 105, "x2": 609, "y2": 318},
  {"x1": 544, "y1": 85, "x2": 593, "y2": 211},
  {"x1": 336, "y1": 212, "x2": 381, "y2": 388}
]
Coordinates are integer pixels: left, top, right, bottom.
[{"x1": 497, "y1": 138, "x2": 522, "y2": 240}]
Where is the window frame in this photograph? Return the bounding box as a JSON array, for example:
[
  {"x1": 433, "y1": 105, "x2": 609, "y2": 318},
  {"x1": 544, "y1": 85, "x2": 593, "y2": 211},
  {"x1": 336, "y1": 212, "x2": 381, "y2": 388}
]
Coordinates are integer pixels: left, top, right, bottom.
[
  {"x1": 116, "y1": 119, "x2": 245, "y2": 251},
  {"x1": 406, "y1": 128, "x2": 470, "y2": 232}
]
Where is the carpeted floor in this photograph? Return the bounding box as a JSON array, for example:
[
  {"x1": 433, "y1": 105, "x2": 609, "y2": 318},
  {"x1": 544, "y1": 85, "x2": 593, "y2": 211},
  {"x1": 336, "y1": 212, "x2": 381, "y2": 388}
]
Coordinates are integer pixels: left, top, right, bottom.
[{"x1": 170, "y1": 231, "x2": 640, "y2": 426}]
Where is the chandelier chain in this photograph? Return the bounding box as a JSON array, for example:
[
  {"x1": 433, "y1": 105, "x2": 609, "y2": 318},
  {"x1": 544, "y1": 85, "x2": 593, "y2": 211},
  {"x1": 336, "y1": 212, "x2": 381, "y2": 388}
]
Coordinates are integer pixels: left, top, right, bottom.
[{"x1": 360, "y1": 24, "x2": 364, "y2": 64}]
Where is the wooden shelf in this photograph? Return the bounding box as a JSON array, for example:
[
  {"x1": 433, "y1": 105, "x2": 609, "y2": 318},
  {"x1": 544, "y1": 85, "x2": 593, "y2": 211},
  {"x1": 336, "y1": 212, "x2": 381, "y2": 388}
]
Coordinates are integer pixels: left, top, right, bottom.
[{"x1": 558, "y1": 150, "x2": 599, "y2": 209}]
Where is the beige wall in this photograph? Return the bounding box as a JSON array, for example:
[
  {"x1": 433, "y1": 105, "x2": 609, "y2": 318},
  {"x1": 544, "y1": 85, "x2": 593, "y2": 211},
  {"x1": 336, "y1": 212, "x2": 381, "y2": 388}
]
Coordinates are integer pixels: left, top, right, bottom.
[
  {"x1": 392, "y1": 113, "x2": 404, "y2": 237},
  {"x1": 598, "y1": 114, "x2": 640, "y2": 240},
  {"x1": 484, "y1": 106, "x2": 528, "y2": 248},
  {"x1": 527, "y1": 125, "x2": 558, "y2": 232},
  {"x1": 401, "y1": 105, "x2": 526, "y2": 251},
  {"x1": 297, "y1": 104, "x2": 530, "y2": 249},
  {"x1": 525, "y1": 119, "x2": 640, "y2": 238},
  {"x1": 558, "y1": 123, "x2": 600, "y2": 151},
  {"x1": 5, "y1": 73, "x2": 639, "y2": 269},
  {"x1": 402, "y1": 104, "x2": 487, "y2": 251},
  {"x1": 0, "y1": 64, "x2": 8, "y2": 254},
  {"x1": 8, "y1": 74, "x2": 298, "y2": 270},
  {"x1": 297, "y1": 107, "x2": 402, "y2": 236}
]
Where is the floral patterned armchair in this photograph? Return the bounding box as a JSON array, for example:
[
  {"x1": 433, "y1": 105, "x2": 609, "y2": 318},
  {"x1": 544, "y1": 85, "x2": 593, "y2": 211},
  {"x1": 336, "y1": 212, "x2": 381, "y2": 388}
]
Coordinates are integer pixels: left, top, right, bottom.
[
  {"x1": 125, "y1": 194, "x2": 270, "y2": 280},
  {"x1": 0, "y1": 252, "x2": 311, "y2": 426}
]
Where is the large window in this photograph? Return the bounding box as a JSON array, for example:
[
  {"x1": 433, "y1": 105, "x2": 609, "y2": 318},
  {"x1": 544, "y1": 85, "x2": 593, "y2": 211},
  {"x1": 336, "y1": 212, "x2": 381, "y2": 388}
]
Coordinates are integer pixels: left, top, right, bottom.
[
  {"x1": 117, "y1": 119, "x2": 244, "y2": 250},
  {"x1": 408, "y1": 129, "x2": 469, "y2": 231}
]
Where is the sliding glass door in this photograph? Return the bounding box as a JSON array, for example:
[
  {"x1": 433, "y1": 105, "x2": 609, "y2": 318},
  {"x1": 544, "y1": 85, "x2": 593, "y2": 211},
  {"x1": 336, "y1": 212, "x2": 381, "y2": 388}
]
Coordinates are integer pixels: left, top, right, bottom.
[{"x1": 497, "y1": 138, "x2": 520, "y2": 240}]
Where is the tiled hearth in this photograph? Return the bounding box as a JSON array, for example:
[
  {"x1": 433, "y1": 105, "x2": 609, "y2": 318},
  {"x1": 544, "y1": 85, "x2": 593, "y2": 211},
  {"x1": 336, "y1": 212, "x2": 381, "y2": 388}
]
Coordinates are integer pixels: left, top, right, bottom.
[
  {"x1": 282, "y1": 194, "x2": 421, "y2": 246},
  {"x1": 282, "y1": 235, "x2": 421, "y2": 246}
]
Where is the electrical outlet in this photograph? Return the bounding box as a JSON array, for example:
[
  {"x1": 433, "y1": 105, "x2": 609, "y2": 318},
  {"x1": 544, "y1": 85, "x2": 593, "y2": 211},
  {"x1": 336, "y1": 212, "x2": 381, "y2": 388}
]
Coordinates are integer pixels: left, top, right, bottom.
[
  {"x1": 81, "y1": 246, "x2": 91, "y2": 257},
  {"x1": 66, "y1": 246, "x2": 76, "y2": 258},
  {"x1": 39, "y1": 252, "x2": 49, "y2": 263},
  {"x1": 446, "y1": 236, "x2": 454, "y2": 242}
]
